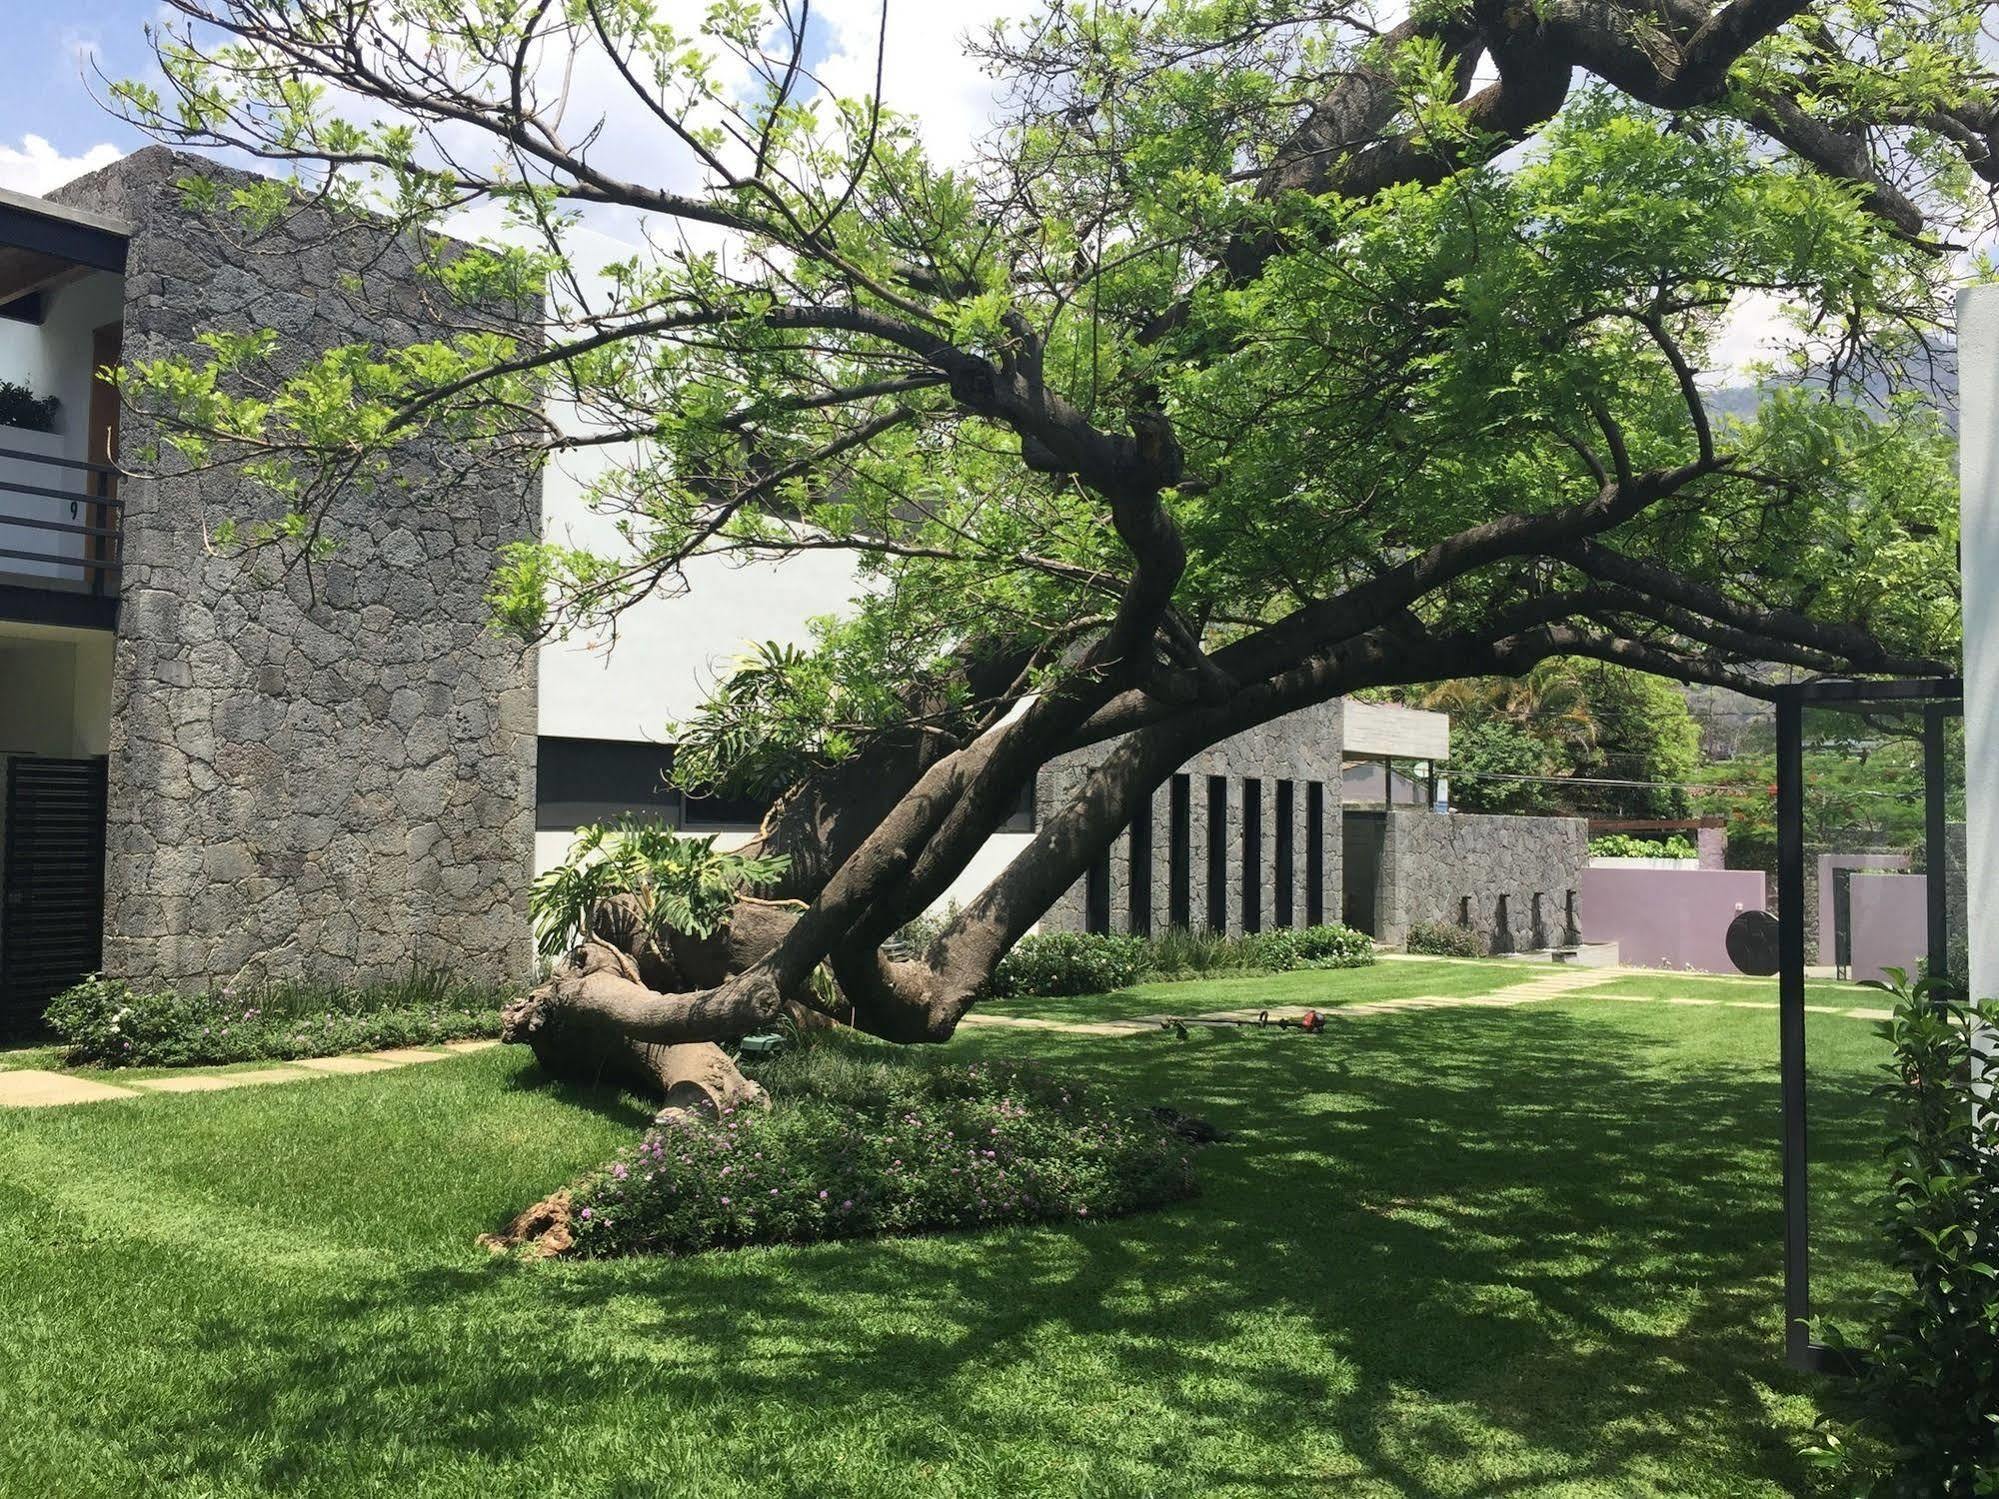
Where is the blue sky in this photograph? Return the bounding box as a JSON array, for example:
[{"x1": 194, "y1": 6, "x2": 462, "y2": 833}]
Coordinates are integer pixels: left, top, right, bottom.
[
  {"x1": 0, "y1": 1, "x2": 1022, "y2": 199},
  {"x1": 0, "y1": 0, "x2": 161, "y2": 191}
]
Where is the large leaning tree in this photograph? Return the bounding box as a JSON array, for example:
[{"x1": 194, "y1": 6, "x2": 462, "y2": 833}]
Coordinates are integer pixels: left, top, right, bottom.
[{"x1": 110, "y1": 0, "x2": 1978, "y2": 1102}]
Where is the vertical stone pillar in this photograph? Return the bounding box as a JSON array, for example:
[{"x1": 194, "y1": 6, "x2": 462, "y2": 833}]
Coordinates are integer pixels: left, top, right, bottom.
[
  {"x1": 1150, "y1": 785, "x2": 1173, "y2": 935},
  {"x1": 1697, "y1": 825, "x2": 1726, "y2": 870}
]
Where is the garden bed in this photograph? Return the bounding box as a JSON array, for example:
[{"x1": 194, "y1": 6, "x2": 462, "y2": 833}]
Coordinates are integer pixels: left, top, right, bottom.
[
  {"x1": 46, "y1": 971, "x2": 512, "y2": 1068},
  {"x1": 539, "y1": 1039, "x2": 1206, "y2": 1256}
]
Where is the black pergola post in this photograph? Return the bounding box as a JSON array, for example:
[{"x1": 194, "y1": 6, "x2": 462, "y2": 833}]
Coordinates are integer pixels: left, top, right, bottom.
[
  {"x1": 1773, "y1": 676, "x2": 1961, "y2": 1374},
  {"x1": 1775, "y1": 691, "x2": 1814, "y2": 1370}
]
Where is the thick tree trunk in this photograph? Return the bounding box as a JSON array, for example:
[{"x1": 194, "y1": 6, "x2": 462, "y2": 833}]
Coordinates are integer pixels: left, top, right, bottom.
[
  {"x1": 503, "y1": 940, "x2": 772, "y2": 1113},
  {"x1": 508, "y1": 892, "x2": 841, "y2": 1098}
]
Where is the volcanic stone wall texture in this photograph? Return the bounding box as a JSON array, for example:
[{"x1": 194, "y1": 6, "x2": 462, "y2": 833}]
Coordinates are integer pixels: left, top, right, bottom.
[
  {"x1": 53, "y1": 148, "x2": 537, "y2": 989},
  {"x1": 1040, "y1": 701, "x2": 1345, "y2": 936},
  {"x1": 1373, "y1": 810, "x2": 1589, "y2": 953}
]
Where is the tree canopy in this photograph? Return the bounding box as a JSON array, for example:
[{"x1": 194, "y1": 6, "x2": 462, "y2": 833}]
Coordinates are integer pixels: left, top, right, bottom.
[
  {"x1": 100, "y1": 0, "x2": 1985, "y2": 1047},
  {"x1": 1401, "y1": 662, "x2": 1702, "y2": 817}
]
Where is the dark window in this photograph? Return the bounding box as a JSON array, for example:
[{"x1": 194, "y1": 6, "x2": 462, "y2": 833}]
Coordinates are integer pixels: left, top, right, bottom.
[
  {"x1": 1085, "y1": 850, "x2": 1111, "y2": 934},
  {"x1": 1306, "y1": 782, "x2": 1325, "y2": 925},
  {"x1": 1002, "y1": 776, "x2": 1036, "y2": 833},
  {"x1": 681, "y1": 789, "x2": 772, "y2": 830},
  {"x1": 1206, "y1": 775, "x2": 1228, "y2": 933},
  {"x1": 1242, "y1": 778, "x2": 1263, "y2": 934},
  {"x1": 1168, "y1": 774, "x2": 1191, "y2": 928},
  {"x1": 1128, "y1": 788, "x2": 1154, "y2": 936},
  {"x1": 1275, "y1": 779, "x2": 1295, "y2": 929},
  {"x1": 536, "y1": 736, "x2": 679, "y2": 830}
]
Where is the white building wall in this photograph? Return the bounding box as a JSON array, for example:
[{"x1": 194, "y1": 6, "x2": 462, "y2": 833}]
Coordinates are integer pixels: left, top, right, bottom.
[
  {"x1": 537, "y1": 442, "x2": 866, "y2": 739},
  {"x1": 0, "y1": 270, "x2": 126, "y2": 581},
  {"x1": 1342, "y1": 698, "x2": 1449, "y2": 760},
  {"x1": 0, "y1": 269, "x2": 125, "y2": 465},
  {"x1": 1958, "y1": 285, "x2": 1999, "y2": 999}
]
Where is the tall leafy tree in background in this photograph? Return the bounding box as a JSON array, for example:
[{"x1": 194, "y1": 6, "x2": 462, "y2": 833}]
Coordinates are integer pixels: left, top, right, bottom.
[
  {"x1": 1399, "y1": 663, "x2": 1700, "y2": 817},
  {"x1": 101, "y1": 0, "x2": 1980, "y2": 1097}
]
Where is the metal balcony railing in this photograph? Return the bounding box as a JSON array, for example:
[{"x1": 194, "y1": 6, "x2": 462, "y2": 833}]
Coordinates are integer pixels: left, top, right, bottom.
[{"x1": 0, "y1": 443, "x2": 121, "y2": 594}]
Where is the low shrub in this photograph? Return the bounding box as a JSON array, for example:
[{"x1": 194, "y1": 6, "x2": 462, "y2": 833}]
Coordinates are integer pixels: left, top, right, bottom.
[
  {"x1": 1150, "y1": 927, "x2": 1293, "y2": 975},
  {"x1": 1068, "y1": 923, "x2": 1377, "y2": 985},
  {"x1": 1139, "y1": 927, "x2": 1253, "y2": 979},
  {"x1": 990, "y1": 932, "x2": 1148, "y2": 997},
  {"x1": 1809, "y1": 974, "x2": 1999, "y2": 1493},
  {"x1": 47, "y1": 969, "x2": 512, "y2": 1067},
  {"x1": 1588, "y1": 832, "x2": 1699, "y2": 859},
  {"x1": 1290, "y1": 923, "x2": 1375, "y2": 969},
  {"x1": 1405, "y1": 920, "x2": 1487, "y2": 958},
  {"x1": 566, "y1": 1040, "x2": 1201, "y2": 1256}
]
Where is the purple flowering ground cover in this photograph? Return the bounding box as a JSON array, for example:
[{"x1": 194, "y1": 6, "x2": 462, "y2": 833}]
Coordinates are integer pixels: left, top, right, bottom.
[{"x1": 566, "y1": 1042, "x2": 1201, "y2": 1255}]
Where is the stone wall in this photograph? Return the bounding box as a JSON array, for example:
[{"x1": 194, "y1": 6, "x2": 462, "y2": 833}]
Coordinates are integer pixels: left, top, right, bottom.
[
  {"x1": 1373, "y1": 810, "x2": 1588, "y2": 953},
  {"x1": 1040, "y1": 701, "x2": 1345, "y2": 935},
  {"x1": 52, "y1": 149, "x2": 538, "y2": 989}
]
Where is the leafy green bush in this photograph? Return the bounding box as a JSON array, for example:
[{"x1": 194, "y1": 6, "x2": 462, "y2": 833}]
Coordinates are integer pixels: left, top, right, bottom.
[
  {"x1": 1588, "y1": 832, "x2": 1699, "y2": 859},
  {"x1": 530, "y1": 817, "x2": 789, "y2": 958},
  {"x1": 1291, "y1": 923, "x2": 1375, "y2": 969},
  {"x1": 1157, "y1": 927, "x2": 1304, "y2": 976},
  {"x1": 990, "y1": 932, "x2": 1148, "y2": 997},
  {"x1": 566, "y1": 1040, "x2": 1200, "y2": 1256},
  {"x1": 1809, "y1": 974, "x2": 1999, "y2": 1492},
  {"x1": 1135, "y1": 923, "x2": 1373, "y2": 981},
  {"x1": 47, "y1": 969, "x2": 510, "y2": 1067},
  {"x1": 1405, "y1": 920, "x2": 1486, "y2": 958},
  {"x1": 0, "y1": 379, "x2": 59, "y2": 433}
]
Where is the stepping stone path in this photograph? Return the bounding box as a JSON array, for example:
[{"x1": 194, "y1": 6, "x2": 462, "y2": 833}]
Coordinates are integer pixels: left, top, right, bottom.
[
  {"x1": 0, "y1": 1038, "x2": 502, "y2": 1110},
  {"x1": 958, "y1": 1013, "x2": 1154, "y2": 1039}
]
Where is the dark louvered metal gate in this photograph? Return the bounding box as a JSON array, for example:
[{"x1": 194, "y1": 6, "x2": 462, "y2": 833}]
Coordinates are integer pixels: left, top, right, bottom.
[{"x1": 1, "y1": 756, "x2": 108, "y2": 1036}]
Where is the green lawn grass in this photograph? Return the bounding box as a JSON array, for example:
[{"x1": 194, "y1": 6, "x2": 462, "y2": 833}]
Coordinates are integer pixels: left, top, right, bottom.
[
  {"x1": 0, "y1": 973, "x2": 1897, "y2": 1496},
  {"x1": 1580, "y1": 970, "x2": 1880, "y2": 1006},
  {"x1": 981, "y1": 956, "x2": 1545, "y2": 1021}
]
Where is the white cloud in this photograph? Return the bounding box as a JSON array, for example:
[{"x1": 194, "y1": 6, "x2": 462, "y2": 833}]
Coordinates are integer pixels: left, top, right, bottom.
[
  {"x1": 812, "y1": 1, "x2": 1034, "y2": 165},
  {"x1": 0, "y1": 135, "x2": 124, "y2": 197},
  {"x1": 1706, "y1": 292, "x2": 1792, "y2": 384}
]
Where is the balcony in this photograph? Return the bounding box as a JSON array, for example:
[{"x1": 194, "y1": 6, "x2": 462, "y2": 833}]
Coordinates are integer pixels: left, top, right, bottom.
[
  {"x1": 0, "y1": 443, "x2": 121, "y2": 626},
  {"x1": 0, "y1": 186, "x2": 129, "y2": 631}
]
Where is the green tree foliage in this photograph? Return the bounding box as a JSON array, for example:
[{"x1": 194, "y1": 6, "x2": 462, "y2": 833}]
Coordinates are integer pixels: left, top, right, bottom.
[
  {"x1": 1407, "y1": 663, "x2": 1701, "y2": 817},
  {"x1": 529, "y1": 819, "x2": 790, "y2": 958},
  {"x1": 1811, "y1": 975, "x2": 1999, "y2": 1492},
  {"x1": 1696, "y1": 718, "x2": 1965, "y2": 868},
  {"x1": 105, "y1": 6, "x2": 1969, "y2": 745}
]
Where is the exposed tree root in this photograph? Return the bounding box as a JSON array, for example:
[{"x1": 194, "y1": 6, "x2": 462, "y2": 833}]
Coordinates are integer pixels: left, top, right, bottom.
[
  {"x1": 478, "y1": 1189, "x2": 575, "y2": 1257},
  {"x1": 503, "y1": 940, "x2": 774, "y2": 1109}
]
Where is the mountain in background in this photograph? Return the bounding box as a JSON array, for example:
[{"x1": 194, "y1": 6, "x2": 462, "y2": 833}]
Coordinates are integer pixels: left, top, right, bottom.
[
  {"x1": 1705, "y1": 338, "x2": 1959, "y2": 429},
  {"x1": 1683, "y1": 337, "x2": 1959, "y2": 758}
]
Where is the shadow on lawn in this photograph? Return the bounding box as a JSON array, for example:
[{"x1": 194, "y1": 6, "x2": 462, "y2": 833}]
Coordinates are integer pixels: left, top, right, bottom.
[
  {"x1": 168, "y1": 1006, "x2": 1886, "y2": 1495},
  {"x1": 498, "y1": 1060, "x2": 659, "y2": 1131}
]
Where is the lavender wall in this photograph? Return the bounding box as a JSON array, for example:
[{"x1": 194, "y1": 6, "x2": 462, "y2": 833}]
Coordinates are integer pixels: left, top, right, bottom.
[
  {"x1": 1815, "y1": 852, "x2": 1910, "y2": 965},
  {"x1": 1580, "y1": 867, "x2": 1768, "y2": 972},
  {"x1": 1848, "y1": 872, "x2": 1930, "y2": 985}
]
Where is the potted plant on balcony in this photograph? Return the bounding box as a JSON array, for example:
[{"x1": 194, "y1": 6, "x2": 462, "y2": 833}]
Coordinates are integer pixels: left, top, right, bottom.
[
  {"x1": 0, "y1": 379, "x2": 77, "y2": 581},
  {"x1": 0, "y1": 380, "x2": 60, "y2": 434}
]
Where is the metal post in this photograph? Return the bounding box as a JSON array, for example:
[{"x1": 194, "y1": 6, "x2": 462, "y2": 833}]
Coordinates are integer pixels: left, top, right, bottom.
[
  {"x1": 1775, "y1": 690, "x2": 1812, "y2": 1369},
  {"x1": 1923, "y1": 701, "x2": 1950, "y2": 985},
  {"x1": 91, "y1": 467, "x2": 109, "y2": 596}
]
